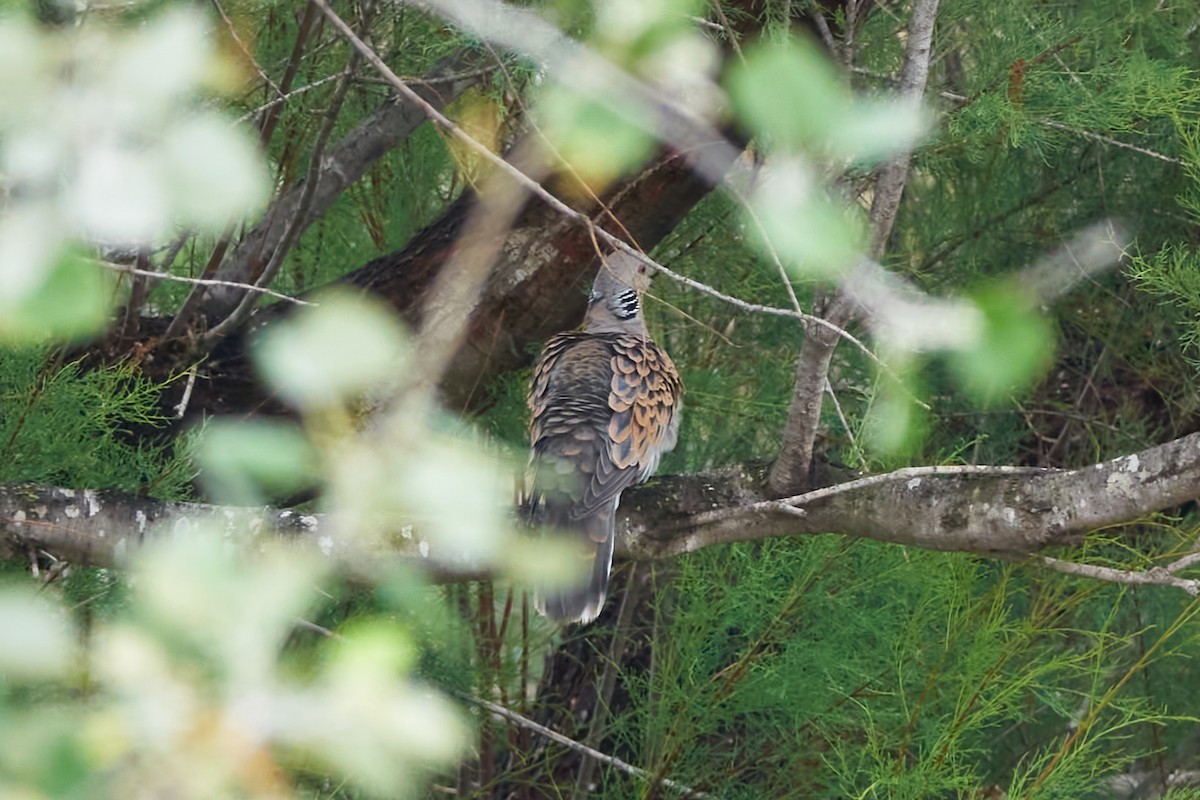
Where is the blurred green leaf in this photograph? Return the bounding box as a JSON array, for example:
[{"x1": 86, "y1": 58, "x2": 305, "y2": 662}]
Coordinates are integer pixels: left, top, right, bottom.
[
  {"x1": 837, "y1": 99, "x2": 930, "y2": 164},
  {"x1": 538, "y1": 86, "x2": 655, "y2": 184},
  {"x1": 107, "y1": 6, "x2": 210, "y2": 112},
  {"x1": 326, "y1": 619, "x2": 417, "y2": 680},
  {"x1": 0, "y1": 203, "x2": 60, "y2": 305},
  {"x1": 0, "y1": 248, "x2": 113, "y2": 343},
  {"x1": 0, "y1": 710, "x2": 93, "y2": 795},
  {"x1": 749, "y1": 158, "x2": 865, "y2": 276},
  {"x1": 595, "y1": 0, "x2": 702, "y2": 51},
  {"x1": 728, "y1": 40, "x2": 846, "y2": 150},
  {"x1": 0, "y1": 586, "x2": 72, "y2": 680},
  {"x1": 864, "y1": 363, "x2": 929, "y2": 456},
  {"x1": 947, "y1": 284, "x2": 1055, "y2": 406},
  {"x1": 162, "y1": 116, "x2": 270, "y2": 232},
  {"x1": 125, "y1": 530, "x2": 325, "y2": 687},
  {"x1": 254, "y1": 291, "x2": 410, "y2": 410},
  {"x1": 196, "y1": 418, "x2": 319, "y2": 505},
  {"x1": 729, "y1": 40, "x2": 927, "y2": 162},
  {"x1": 0, "y1": 19, "x2": 45, "y2": 126}
]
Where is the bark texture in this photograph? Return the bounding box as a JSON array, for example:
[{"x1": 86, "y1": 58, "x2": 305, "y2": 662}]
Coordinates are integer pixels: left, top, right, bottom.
[
  {"x1": 6, "y1": 431, "x2": 1199, "y2": 573},
  {"x1": 178, "y1": 140, "x2": 726, "y2": 418}
]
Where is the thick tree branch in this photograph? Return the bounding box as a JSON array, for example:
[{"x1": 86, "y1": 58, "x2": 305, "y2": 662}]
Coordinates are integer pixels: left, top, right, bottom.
[{"x1": 6, "y1": 432, "x2": 1200, "y2": 586}]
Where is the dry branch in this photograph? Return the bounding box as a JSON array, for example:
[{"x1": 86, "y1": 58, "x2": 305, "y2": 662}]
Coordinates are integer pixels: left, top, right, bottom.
[
  {"x1": 5, "y1": 431, "x2": 1200, "y2": 589},
  {"x1": 189, "y1": 50, "x2": 492, "y2": 326},
  {"x1": 768, "y1": 0, "x2": 941, "y2": 495}
]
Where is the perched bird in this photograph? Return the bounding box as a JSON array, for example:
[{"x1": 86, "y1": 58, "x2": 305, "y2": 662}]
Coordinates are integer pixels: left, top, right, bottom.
[{"x1": 526, "y1": 252, "x2": 683, "y2": 624}]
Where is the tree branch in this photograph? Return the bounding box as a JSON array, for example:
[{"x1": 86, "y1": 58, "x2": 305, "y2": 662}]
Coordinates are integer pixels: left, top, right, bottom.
[
  {"x1": 188, "y1": 50, "x2": 492, "y2": 327},
  {"x1": 768, "y1": 0, "x2": 940, "y2": 495},
  {"x1": 6, "y1": 431, "x2": 1200, "y2": 588}
]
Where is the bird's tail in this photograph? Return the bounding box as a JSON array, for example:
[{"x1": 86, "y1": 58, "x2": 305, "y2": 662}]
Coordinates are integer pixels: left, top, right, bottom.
[{"x1": 533, "y1": 500, "x2": 615, "y2": 625}]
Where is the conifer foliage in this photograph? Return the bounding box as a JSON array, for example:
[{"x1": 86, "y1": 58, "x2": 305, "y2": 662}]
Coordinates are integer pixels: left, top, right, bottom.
[{"x1": 1, "y1": 0, "x2": 1200, "y2": 798}]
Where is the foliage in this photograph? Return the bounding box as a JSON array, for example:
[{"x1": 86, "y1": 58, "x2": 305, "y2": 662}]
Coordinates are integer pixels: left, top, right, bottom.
[
  {"x1": 0, "y1": 346, "x2": 193, "y2": 497},
  {"x1": 2, "y1": 0, "x2": 1200, "y2": 797}
]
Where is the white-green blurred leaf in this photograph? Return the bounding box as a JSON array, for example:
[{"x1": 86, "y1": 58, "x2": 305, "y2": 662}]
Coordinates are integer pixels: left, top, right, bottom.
[
  {"x1": 255, "y1": 292, "x2": 410, "y2": 410},
  {"x1": 538, "y1": 85, "x2": 655, "y2": 184},
  {"x1": 133, "y1": 531, "x2": 324, "y2": 685},
  {"x1": 863, "y1": 357, "x2": 928, "y2": 456},
  {"x1": 93, "y1": 627, "x2": 198, "y2": 745},
  {"x1": 292, "y1": 623, "x2": 466, "y2": 795},
  {"x1": 0, "y1": 202, "x2": 60, "y2": 306},
  {"x1": 729, "y1": 40, "x2": 928, "y2": 162},
  {"x1": 398, "y1": 434, "x2": 510, "y2": 565},
  {"x1": 162, "y1": 117, "x2": 270, "y2": 232},
  {"x1": 947, "y1": 284, "x2": 1055, "y2": 406},
  {"x1": 836, "y1": 98, "x2": 930, "y2": 164},
  {"x1": 108, "y1": 7, "x2": 211, "y2": 113},
  {"x1": 72, "y1": 143, "x2": 168, "y2": 243},
  {"x1": 197, "y1": 418, "x2": 319, "y2": 505},
  {"x1": 0, "y1": 5, "x2": 268, "y2": 263},
  {"x1": 501, "y1": 535, "x2": 587, "y2": 590},
  {"x1": 0, "y1": 587, "x2": 72, "y2": 679},
  {"x1": 0, "y1": 19, "x2": 46, "y2": 125},
  {"x1": 594, "y1": 0, "x2": 701, "y2": 48},
  {"x1": 0, "y1": 249, "x2": 114, "y2": 342},
  {"x1": 749, "y1": 158, "x2": 864, "y2": 277},
  {"x1": 728, "y1": 40, "x2": 846, "y2": 150}
]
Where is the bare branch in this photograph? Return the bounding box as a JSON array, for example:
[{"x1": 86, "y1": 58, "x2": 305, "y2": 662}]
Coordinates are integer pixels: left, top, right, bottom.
[
  {"x1": 7, "y1": 432, "x2": 1200, "y2": 594},
  {"x1": 866, "y1": 0, "x2": 939, "y2": 256},
  {"x1": 1040, "y1": 557, "x2": 1200, "y2": 596},
  {"x1": 96, "y1": 261, "x2": 317, "y2": 306},
  {"x1": 768, "y1": 0, "x2": 940, "y2": 495},
  {"x1": 450, "y1": 690, "x2": 709, "y2": 798},
  {"x1": 230, "y1": 73, "x2": 344, "y2": 126}
]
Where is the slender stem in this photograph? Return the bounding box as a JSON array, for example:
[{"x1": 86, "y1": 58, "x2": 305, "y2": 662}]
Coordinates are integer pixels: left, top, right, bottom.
[
  {"x1": 201, "y1": 46, "x2": 362, "y2": 343},
  {"x1": 767, "y1": 0, "x2": 941, "y2": 495}
]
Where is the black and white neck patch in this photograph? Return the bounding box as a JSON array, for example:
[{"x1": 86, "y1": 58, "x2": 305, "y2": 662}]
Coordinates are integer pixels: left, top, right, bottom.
[{"x1": 612, "y1": 288, "x2": 640, "y2": 319}]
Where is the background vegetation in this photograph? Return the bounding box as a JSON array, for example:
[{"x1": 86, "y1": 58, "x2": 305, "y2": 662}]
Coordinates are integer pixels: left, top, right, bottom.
[{"x1": 2, "y1": 0, "x2": 1200, "y2": 798}]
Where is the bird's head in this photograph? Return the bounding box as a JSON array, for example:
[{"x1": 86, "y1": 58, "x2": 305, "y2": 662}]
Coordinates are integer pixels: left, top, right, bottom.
[
  {"x1": 584, "y1": 252, "x2": 654, "y2": 333},
  {"x1": 595, "y1": 251, "x2": 654, "y2": 294}
]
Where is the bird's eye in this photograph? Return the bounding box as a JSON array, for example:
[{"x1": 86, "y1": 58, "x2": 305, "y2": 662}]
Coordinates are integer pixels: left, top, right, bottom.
[{"x1": 638, "y1": 265, "x2": 647, "y2": 274}]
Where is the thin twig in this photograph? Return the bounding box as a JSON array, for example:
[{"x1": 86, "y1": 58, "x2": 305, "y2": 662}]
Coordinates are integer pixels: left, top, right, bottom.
[
  {"x1": 201, "y1": 51, "x2": 362, "y2": 342},
  {"x1": 450, "y1": 690, "x2": 710, "y2": 798},
  {"x1": 231, "y1": 73, "x2": 345, "y2": 125},
  {"x1": 1166, "y1": 550, "x2": 1200, "y2": 575},
  {"x1": 1040, "y1": 557, "x2": 1200, "y2": 596},
  {"x1": 807, "y1": 0, "x2": 841, "y2": 58},
  {"x1": 1036, "y1": 120, "x2": 1184, "y2": 165},
  {"x1": 95, "y1": 261, "x2": 316, "y2": 306},
  {"x1": 173, "y1": 365, "x2": 199, "y2": 419},
  {"x1": 779, "y1": 463, "x2": 1055, "y2": 509},
  {"x1": 707, "y1": 1, "x2": 746, "y2": 63},
  {"x1": 823, "y1": 376, "x2": 857, "y2": 451}
]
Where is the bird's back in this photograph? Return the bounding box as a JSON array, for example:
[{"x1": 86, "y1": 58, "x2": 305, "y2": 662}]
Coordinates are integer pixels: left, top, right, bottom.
[{"x1": 527, "y1": 328, "x2": 681, "y2": 623}]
